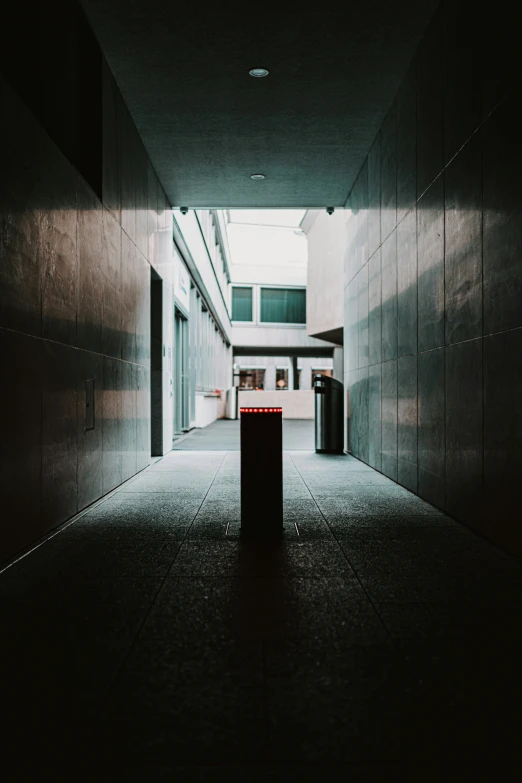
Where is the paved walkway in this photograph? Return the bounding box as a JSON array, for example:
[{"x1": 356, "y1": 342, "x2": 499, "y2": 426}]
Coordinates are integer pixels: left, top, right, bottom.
[
  {"x1": 2, "y1": 447, "x2": 522, "y2": 778},
  {"x1": 173, "y1": 418, "x2": 314, "y2": 450}
]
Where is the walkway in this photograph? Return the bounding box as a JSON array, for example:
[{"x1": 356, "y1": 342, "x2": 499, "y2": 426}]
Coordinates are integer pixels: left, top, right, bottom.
[
  {"x1": 173, "y1": 418, "x2": 314, "y2": 450},
  {"x1": 2, "y1": 442, "x2": 522, "y2": 778}
]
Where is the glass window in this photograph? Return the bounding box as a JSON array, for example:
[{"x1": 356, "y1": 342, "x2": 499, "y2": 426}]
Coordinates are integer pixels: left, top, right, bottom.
[
  {"x1": 231, "y1": 287, "x2": 253, "y2": 321},
  {"x1": 238, "y1": 368, "x2": 265, "y2": 390},
  {"x1": 260, "y1": 287, "x2": 306, "y2": 324},
  {"x1": 276, "y1": 368, "x2": 289, "y2": 390}
]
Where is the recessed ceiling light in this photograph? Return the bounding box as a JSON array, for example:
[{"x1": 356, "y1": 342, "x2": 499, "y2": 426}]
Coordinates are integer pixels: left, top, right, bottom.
[
  {"x1": 250, "y1": 174, "x2": 265, "y2": 180},
  {"x1": 249, "y1": 68, "x2": 269, "y2": 78}
]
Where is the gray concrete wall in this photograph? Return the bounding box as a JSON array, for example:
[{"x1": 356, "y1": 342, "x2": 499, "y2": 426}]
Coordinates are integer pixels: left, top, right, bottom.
[
  {"x1": 0, "y1": 48, "x2": 173, "y2": 560},
  {"x1": 305, "y1": 210, "x2": 345, "y2": 341},
  {"x1": 344, "y1": 1, "x2": 522, "y2": 556}
]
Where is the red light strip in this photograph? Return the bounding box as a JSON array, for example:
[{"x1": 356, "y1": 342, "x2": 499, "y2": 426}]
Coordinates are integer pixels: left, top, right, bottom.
[{"x1": 239, "y1": 407, "x2": 282, "y2": 413}]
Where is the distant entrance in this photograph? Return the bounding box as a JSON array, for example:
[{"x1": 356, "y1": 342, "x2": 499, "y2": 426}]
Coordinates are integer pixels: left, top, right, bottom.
[
  {"x1": 150, "y1": 268, "x2": 163, "y2": 456},
  {"x1": 174, "y1": 307, "x2": 189, "y2": 435}
]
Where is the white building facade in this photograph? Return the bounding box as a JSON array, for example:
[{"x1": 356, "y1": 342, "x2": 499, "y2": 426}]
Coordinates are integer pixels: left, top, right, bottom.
[{"x1": 168, "y1": 208, "x2": 338, "y2": 435}]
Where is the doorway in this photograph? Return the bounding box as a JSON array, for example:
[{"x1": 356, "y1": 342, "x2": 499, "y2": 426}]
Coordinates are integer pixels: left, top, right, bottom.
[
  {"x1": 174, "y1": 307, "x2": 189, "y2": 435},
  {"x1": 150, "y1": 268, "x2": 163, "y2": 456}
]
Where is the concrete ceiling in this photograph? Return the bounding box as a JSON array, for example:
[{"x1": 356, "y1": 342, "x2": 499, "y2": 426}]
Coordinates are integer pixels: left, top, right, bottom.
[{"x1": 81, "y1": 1, "x2": 438, "y2": 209}]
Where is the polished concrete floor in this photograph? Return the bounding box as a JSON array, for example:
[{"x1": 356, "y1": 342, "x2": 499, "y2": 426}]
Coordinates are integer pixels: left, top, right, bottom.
[{"x1": 2, "y1": 426, "x2": 522, "y2": 779}]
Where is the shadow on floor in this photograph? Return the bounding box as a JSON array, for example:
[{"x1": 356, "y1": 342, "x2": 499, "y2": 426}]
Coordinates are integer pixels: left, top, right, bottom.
[{"x1": 1, "y1": 450, "x2": 522, "y2": 778}]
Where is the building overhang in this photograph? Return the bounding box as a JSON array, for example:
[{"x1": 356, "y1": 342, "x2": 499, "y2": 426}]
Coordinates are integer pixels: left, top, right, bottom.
[
  {"x1": 308, "y1": 326, "x2": 343, "y2": 346},
  {"x1": 233, "y1": 346, "x2": 335, "y2": 358}
]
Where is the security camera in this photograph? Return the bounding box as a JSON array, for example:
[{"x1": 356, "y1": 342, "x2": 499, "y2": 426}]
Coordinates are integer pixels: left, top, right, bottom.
[
  {"x1": 326, "y1": 206, "x2": 335, "y2": 215},
  {"x1": 180, "y1": 206, "x2": 189, "y2": 215}
]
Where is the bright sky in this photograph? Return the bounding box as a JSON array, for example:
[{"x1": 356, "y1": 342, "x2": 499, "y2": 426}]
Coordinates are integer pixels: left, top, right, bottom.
[
  {"x1": 228, "y1": 209, "x2": 306, "y2": 228},
  {"x1": 226, "y1": 210, "x2": 308, "y2": 268}
]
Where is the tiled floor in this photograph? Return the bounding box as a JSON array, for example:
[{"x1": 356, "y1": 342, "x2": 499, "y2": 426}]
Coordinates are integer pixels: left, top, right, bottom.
[
  {"x1": 2, "y1": 440, "x2": 522, "y2": 779},
  {"x1": 173, "y1": 418, "x2": 315, "y2": 450}
]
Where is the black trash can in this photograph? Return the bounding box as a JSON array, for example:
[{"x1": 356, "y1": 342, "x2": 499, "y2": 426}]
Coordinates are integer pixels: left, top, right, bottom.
[{"x1": 314, "y1": 374, "x2": 344, "y2": 454}]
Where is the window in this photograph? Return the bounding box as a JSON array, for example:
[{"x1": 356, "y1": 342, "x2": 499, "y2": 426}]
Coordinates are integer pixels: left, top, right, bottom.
[
  {"x1": 260, "y1": 288, "x2": 306, "y2": 324},
  {"x1": 231, "y1": 287, "x2": 253, "y2": 321},
  {"x1": 276, "y1": 368, "x2": 289, "y2": 390},
  {"x1": 238, "y1": 368, "x2": 265, "y2": 390}
]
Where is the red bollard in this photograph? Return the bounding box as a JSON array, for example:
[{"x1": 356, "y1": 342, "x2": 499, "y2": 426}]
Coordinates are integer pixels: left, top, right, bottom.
[{"x1": 240, "y1": 407, "x2": 283, "y2": 537}]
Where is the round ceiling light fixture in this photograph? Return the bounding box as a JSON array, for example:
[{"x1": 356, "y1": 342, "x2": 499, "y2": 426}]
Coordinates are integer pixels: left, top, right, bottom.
[
  {"x1": 249, "y1": 68, "x2": 269, "y2": 78},
  {"x1": 250, "y1": 174, "x2": 265, "y2": 180}
]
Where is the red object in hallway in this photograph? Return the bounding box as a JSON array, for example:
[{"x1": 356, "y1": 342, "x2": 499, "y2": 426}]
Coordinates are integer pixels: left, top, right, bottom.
[
  {"x1": 240, "y1": 408, "x2": 282, "y2": 413},
  {"x1": 240, "y1": 407, "x2": 283, "y2": 537}
]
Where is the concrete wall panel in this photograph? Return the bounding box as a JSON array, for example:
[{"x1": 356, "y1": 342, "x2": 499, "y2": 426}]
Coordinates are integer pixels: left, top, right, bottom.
[
  {"x1": 0, "y1": 57, "x2": 171, "y2": 560},
  {"x1": 342, "y1": 1, "x2": 522, "y2": 554}
]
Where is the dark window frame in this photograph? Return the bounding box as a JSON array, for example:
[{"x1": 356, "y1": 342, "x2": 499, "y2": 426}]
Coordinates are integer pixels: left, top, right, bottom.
[
  {"x1": 231, "y1": 286, "x2": 253, "y2": 322},
  {"x1": 259, "y1": 286, "x2": 306, "y2": 324}
]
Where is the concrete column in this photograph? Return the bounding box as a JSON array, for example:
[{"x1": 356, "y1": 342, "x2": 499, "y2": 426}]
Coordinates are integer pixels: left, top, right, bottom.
[
  {"x1": 300, "y1": 358, "x2": 312, "y2": 390},
  {"x1": 333, "y1": 346, "x2": 344, "y2": 381},
  {"x1": 291, "y1": 356, "x2": 299, "y2": 390},
  {"x1": 264, "y1": 365, "x2": 276, "y2": 390}
]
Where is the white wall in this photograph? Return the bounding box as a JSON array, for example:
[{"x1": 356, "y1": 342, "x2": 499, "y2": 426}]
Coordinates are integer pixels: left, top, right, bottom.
[
  {"x1": 173, "y1": 245, "x2": 190, "y2": 314},
  {"x1": 195, "y1": 394, "x2": 220, "y2": 428},
  {"x1": 231, "y1": 323, "x2": 336, "y2": 353},
  {"x1": 304, "y1": 209, "x2": 346, "y2": 339},
  {"x1": 231, "y1": 264, "x2": 307, "y2": 286},
  {"x1": 151, "y1": 218, "x2": 175, "y2": 454},
  {"x1": 173, "y1": 210, "x2": 233, "y2": 435},
  {"x1": 174, "y1": 211, "x2": 232, "y2": 342},
  {"x1": 239, "y1": 390, "x2": 314, "y2": 419}
]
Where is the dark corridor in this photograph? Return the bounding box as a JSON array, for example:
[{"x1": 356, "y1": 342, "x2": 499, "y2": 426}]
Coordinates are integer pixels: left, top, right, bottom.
[{"x1": 2, "y1": 442, "x2": 522, "y2": 778}]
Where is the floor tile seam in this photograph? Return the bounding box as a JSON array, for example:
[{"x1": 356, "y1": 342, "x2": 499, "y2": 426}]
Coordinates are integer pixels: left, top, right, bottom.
[
  {"x1": 158, "y1": 574, "x2": 366, "y2": 582},
  {"x1": 316, "y1": 510, "x2": 449, "y2": 519},
  {"x1": 0, "y1": 468, "x2": 153, "y2": 576},
  {"x1": 130, "y1": 477, "x2": 217, "y2": 482},
  {"x1": 322, "y1": 526, "x2": 454, "y2": 534},
  {"x1": 119, "y1": 491, "x2": 211, "y2": 496},
  {"x1": 98, "y1": 451, "x2": 230, "y2": 708},
  {"x1": 288, "y1": 453, "x2": 392, "y2": 641},
  {"x1": 159, "y1": 450, "x2": 229, "y2": 575}
]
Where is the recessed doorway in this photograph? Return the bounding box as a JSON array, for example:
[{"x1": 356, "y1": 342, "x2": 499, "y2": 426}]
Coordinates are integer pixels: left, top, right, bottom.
[
  {"x1": 151, "y1": 267, "x2": 163, "y2": 456},
  {"x1": 174, "y1": 307, "x2": 190, "y2": 435}
]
